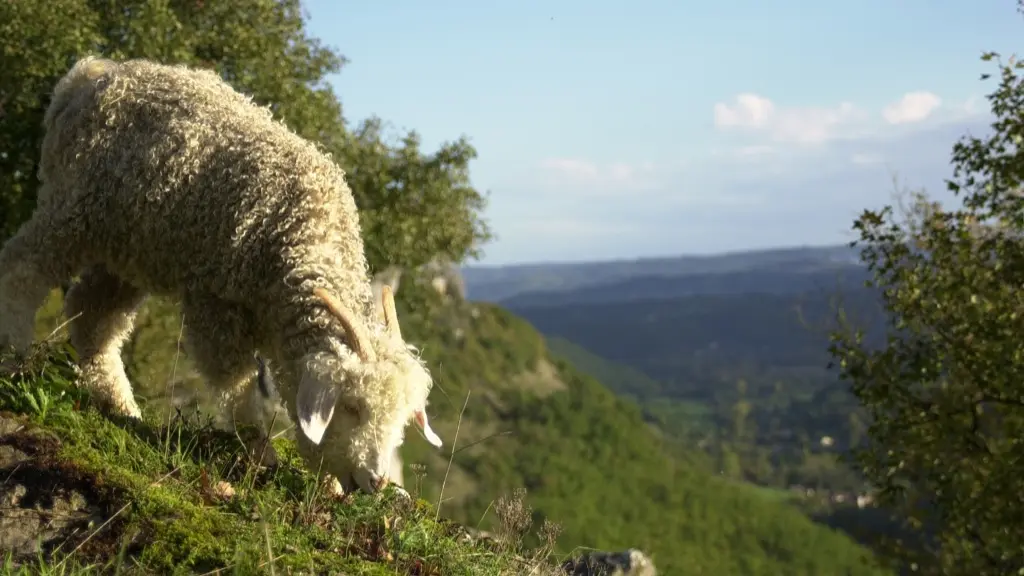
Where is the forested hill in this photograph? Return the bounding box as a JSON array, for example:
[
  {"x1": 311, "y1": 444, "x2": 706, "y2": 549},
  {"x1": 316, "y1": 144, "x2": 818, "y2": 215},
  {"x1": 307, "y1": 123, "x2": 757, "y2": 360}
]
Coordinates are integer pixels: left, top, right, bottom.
[
  {"x1": 495, "y1": 251, "x2": 890, "y2": 497},
  {"x1": 28, "y1": 287, "x2": 889, "y2": 575},
  {"x1": 500, "y1": 263, "x2": 872, "y2": 309},
  {"x1": 506, "y1": 279, "x2": 885, "y2": 402},
  {"x1": 462, "y1": 244, "x2": 864, "y2": 304}
]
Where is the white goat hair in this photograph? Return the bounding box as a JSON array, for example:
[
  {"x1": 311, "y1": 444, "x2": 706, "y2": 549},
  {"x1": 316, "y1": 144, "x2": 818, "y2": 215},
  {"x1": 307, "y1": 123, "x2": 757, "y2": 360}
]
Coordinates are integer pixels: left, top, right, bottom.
[
  {"x1": 256, "y1": 353, "x2": 411, "y2": 492},
  {"x1": 0, "y1": 56, "x2": 443, "y2": 494}
]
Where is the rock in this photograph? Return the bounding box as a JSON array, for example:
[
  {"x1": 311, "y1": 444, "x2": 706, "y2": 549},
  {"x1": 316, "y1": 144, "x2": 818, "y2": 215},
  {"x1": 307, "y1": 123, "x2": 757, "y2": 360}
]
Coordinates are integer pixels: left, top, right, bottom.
[
  {"x1": 371, "y1": 266, "x2": 404, "y2": 307},
  {"x1": 0, "y1": 412, "x2": 123, "y2": 564},
  {"x1": 370, "y1": 258, "x2": 466, "y2": 304},
  {"x1": 561, "y1": 549, "x2": 657, "y2": 576},
  {"x1": 460, "y1": 526, "x2": 498, "y2": 545}
]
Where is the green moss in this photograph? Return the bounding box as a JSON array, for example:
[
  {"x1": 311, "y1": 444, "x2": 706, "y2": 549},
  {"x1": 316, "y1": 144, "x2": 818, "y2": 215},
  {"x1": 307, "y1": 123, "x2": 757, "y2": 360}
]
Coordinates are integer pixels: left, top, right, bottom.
[{"x1": 0, "y1": 346, "x2": 557, "y2": 575}]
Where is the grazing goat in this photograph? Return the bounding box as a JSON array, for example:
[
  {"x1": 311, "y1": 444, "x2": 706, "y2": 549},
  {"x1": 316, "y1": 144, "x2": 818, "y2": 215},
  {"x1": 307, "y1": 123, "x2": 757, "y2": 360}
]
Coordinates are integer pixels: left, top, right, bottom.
[{"x1": 0, "y1": 56, "x2": 442, "y2": 495}]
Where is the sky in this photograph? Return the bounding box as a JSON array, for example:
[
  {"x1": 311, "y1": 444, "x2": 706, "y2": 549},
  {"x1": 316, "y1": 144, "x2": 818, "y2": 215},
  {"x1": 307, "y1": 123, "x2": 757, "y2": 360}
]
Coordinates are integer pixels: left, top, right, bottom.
[{"x1": 302, "y1": 0, "x2": 1023, "y2": 266}]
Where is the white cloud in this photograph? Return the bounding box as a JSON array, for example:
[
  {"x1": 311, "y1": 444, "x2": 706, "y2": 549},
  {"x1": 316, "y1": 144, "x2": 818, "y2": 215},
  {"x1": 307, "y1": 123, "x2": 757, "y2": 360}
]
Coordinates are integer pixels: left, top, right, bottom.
[
  {"x1": 713, "y1": 93, "x2": 864, "y2": 144},
  {"x1": 488, "y1": 115, "x2": 996, "y2": 265},
  {"x1": 538, "y1": 157, "x2": 660, "y2": 194},
  {"x1": 733, "y1": 145, "x2": 777, "y2": 159},
  {"x1": 882, "y1": 91, "x2": 942, "y2": 125},
  {"x1": 713, "y1": 94, "x2": 775, "y2": 129},
  {"x1": 538, "y1": 158, "x2": 598, "y2": 180},
  {"x1": 512, "y1": 217, "x2": 637, "y2": 238},
  {"x1": 850, "y1": 152, "x2": 884, "y2": 165}
]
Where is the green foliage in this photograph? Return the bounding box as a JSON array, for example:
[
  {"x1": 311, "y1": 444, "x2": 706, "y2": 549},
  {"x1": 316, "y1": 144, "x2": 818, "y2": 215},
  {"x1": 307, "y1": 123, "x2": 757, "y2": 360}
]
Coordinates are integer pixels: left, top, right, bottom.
[
  {"x1": 829, "y1": 53, "x2": 1024, "y2": 574},
  {"x1": 341, "y1": 119, "x2": 493, "y2": 271},
  {"x1": 0, "y1": 0, "x2": 490, "y2": 272},
  {"x1": 0, "y1": 0, "x2": 102, "y2": 241}
]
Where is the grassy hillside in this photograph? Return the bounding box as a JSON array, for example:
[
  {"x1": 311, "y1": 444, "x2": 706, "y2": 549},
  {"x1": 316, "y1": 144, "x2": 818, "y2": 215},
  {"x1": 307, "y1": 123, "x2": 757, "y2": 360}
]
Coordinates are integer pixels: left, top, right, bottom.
[
  {"x1": 0, "y1": 349, "x2": 558, "y2": 575},
  {"x1": 19, "y1": 287, "x2": 891, "y2": 575}
]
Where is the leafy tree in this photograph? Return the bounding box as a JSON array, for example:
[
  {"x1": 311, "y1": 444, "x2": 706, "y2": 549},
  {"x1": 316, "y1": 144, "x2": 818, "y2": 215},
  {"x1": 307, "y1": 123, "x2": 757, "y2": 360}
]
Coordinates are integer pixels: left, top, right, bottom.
[
  {"x1": 0, "y1": 0, "x2": 490, "y2": 272},
  {"x1": 730, "y1": 378, "x2": 753, "y2": 443},
  {"x1": 0, "y1": 0, "x2": 102, "y2": 242},
  {"x1": 830, "y1": 52, "x2": 1024, "y2": 574},
  {"x1": 339, "y1": 119, "x2": 491, "y2": 274}
]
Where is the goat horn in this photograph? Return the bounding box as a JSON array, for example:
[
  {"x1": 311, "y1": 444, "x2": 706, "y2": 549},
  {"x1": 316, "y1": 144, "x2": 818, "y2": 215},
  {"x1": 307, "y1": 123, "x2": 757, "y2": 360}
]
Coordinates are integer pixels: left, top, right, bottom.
[
  {"x1": 313, "y1": 287, "x2": 376, "y2": 362},
  {"x1": 381, "y1": 285, "x2": 402, "y2": 339}
]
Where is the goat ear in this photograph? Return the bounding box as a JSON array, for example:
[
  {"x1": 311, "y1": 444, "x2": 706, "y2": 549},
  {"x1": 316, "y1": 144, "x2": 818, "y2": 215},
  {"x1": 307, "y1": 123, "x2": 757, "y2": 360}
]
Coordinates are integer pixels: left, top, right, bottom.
[
  {"x1": 414, "y1": 409, "x2": 443, "y2": 448},
  {"x1": 297, "y1": 371, "x2": 339, "y2": 445}
]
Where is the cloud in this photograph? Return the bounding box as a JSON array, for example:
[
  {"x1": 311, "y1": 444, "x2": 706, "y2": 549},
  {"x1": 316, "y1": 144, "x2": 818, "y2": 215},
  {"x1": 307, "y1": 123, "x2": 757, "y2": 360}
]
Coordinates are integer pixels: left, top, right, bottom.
[
  {"x1": 713, "y1": 94, "x2": 775, "y2": 129},
  {"x1": 485, "y1": 114, "x2": 996, "y2": 265},
  {"x1": 850, "y1": 152, "x2": 884, "y2": 165},
  {"x1": 510, "y1": 217, "x2": 638, "y2": 238},
  {"x1": 538, "y1": 157, "x2": 660, "y2": 194},
  {"x1": 882, "y1": 91, "x2": 942, "y2": 125},
  {"x1": 733, "y1": 145, "x2": 778, "y2": 160},
  {"x1": 538, "y1": 158, "x2": 599, "y2": 180},
  {"x1": 962, "y1": 95, "x2": 985, "y2": 116},
  {"x1": 712, "y1": 91, "x2": 966, "y2": 150},
  {"x1": 713, "y1": 94, "x2": 865, "y2": 144}
]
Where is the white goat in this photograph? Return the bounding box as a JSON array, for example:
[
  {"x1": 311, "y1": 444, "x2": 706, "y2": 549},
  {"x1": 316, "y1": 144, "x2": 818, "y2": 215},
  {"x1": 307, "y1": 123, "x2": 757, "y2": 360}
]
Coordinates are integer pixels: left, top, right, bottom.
[{"x1": 0, "y1": 56, "x2": 443, "y2": 494}]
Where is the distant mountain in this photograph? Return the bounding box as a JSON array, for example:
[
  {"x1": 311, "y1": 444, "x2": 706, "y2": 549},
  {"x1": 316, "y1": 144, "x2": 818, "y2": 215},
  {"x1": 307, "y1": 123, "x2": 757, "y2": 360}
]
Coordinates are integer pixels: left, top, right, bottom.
[
  {"x1": 462, "y1": 244, "x2": 863, "y2": 303},
  {"x1": 501, "y1": 265, "x2": 872, "y2": 308},
  {"x1": 508, "y1": 285, "x2": 885, "y2": 402}
]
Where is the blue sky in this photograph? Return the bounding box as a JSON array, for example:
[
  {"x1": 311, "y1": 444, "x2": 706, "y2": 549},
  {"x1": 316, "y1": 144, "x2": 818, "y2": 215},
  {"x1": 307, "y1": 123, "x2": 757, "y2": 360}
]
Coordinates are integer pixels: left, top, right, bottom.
[{"x1": 302, "y1": 0, "x2": 1022, "y2": 265}]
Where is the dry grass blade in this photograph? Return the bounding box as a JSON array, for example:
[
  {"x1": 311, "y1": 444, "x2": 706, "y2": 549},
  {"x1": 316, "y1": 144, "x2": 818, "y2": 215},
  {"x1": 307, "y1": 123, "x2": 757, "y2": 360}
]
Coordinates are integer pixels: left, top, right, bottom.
[{"x1": 436, "y1": 389, "x2": 471, "y2": 520}]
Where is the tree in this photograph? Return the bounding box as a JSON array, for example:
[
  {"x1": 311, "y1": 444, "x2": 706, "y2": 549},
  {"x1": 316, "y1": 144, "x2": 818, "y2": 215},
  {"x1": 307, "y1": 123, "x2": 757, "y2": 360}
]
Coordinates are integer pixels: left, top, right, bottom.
[
  {"x1": 338, "y1": 119, "x2": 491, "y2": 274},
  {"x1": 830, "y1": 51, "x2": 1024, "y2": 574},
  {"x1": 729, "y1": 378, "x2": 753, "y2": 443},
  {"x1": 0, "y1": 0, "x2": 490, "y2": 273},
  {"x1": 0, "y1": 0, "x2": 102, "y2": 242}
]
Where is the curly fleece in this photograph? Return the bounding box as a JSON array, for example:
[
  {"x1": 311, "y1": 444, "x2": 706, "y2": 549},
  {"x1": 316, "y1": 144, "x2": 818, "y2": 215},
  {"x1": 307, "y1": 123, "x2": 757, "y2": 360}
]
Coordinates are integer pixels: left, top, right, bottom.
[{"x1": 0, "y1": 56, "x2": 437, "y2": 490}]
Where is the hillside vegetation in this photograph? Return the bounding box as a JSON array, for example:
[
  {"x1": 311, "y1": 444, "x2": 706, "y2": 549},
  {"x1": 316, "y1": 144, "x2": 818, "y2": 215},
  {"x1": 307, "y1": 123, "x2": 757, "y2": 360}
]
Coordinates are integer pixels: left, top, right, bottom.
[
  {"x1": 18, "y1": 288, "x2": 890, "y2": 575},
  {"x1": 0, "y1": 347, "x2": 558, "y2": 575}
]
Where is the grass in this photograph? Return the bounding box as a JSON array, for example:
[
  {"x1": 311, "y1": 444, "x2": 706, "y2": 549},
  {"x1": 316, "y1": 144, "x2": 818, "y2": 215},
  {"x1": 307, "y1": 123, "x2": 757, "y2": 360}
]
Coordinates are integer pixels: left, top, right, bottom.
[{"x1": 0, "y1": 341, "x2": 566, "y2": 576}]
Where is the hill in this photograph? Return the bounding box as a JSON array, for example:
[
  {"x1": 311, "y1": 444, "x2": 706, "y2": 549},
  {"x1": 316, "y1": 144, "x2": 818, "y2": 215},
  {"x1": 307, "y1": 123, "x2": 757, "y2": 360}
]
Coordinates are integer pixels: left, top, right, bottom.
[
  {"x1": 506, "y1": 283, "x2": 885, "y2": 402},
  {"x1": 544, "y1": 336, "x2": 715, "y2": 440},
  {"x1": 461, "y1": 244, "x2": 863, "y2": 303},
  {"x1": 18, "y1": 287, "x2": 890, "y2": 575},
  {"x1": 499, "y1": 264, "x2": 872, "y2": 309},
  {"x1": 505, "y1": 276, "x2": 889, "y2": 492}
]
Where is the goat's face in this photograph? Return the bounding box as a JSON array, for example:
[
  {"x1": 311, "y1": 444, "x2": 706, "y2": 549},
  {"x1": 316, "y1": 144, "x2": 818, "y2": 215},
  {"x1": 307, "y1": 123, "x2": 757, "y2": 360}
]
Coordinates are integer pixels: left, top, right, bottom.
[{"x1": 295, "y1": 286, "x2": 442, "y2": 495}]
